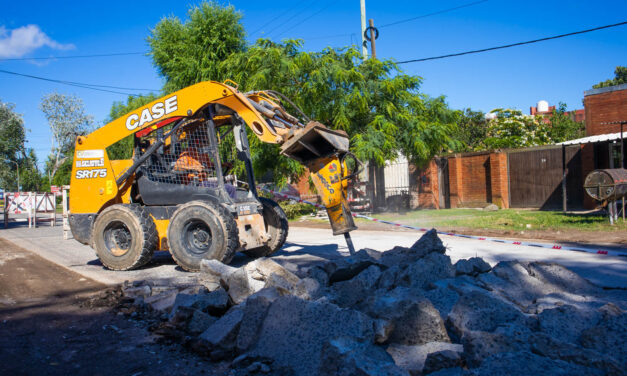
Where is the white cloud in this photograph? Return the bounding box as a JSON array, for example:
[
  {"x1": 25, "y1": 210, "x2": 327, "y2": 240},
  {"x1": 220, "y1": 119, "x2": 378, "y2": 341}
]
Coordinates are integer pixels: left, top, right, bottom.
[{"x1": 0, "y1": 24, "x2": 74, "y2": 58}]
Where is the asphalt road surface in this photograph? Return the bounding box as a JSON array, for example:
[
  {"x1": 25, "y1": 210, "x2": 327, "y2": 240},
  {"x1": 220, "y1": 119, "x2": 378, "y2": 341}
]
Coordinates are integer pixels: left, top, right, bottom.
[{"x1": 1, "y1": 223, "x2": 625, "y2": 288}]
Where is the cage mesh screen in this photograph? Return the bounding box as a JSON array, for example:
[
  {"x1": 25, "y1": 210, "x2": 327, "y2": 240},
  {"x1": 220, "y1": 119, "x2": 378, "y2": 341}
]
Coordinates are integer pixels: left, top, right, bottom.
[{"x1": 138, "y1": 122, "x2": 220, "y2": 188}]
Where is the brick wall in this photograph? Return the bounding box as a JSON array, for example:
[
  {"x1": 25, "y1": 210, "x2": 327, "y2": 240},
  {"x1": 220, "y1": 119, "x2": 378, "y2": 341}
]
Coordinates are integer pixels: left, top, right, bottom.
[
  {"x1": 446, "y1": 151, "x2": 510, "y2": 208},
  {"x1": 409, "y1": 159, "x2": 440, "y2": 209},
  {"x1": 584, "y1": 85, "x2": 627, "y2": 136},
  {"x1": 291, "y1": 170, "x2": 319, "y2": 202}
]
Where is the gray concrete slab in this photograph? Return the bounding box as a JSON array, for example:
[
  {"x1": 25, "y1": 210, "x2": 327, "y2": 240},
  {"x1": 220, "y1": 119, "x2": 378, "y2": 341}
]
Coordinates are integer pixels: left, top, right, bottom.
[{"x1": 1, "y1": 223, "x2": 625, "y2": 288}]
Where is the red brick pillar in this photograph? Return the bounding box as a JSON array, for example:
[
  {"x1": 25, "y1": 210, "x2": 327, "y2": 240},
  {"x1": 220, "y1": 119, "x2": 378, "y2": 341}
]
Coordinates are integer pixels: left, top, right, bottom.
[
  {"x1": 430, "y1": 159, "x2": 440, "y2": 209},
  {"x1": 489, "y1": 152, "x2": 510, "y2": 208},
  {"x1": 448, "y1": 155, "x2": 462, "y2": 208}
]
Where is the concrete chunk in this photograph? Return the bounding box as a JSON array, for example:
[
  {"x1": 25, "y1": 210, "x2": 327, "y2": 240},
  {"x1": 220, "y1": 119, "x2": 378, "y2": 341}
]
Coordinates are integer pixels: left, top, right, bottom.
[
  {"x1": 398, "y1": 252, "x2": 455, "y2": 290},
  {"x1": 454, "y1": 257, "x2": 491, "y2": 277},
  {"x1": 331, "y1": 265, "x2": 382, "y2": 308},
  {"x1": 387, "y1": 342, "x2": 463, "y2": 375},
  {"x1": 319, "y1": 337, "x2": 409, "y2": 376},
  {"x1": 447, "y1": 291, "x2": 526, "y2": 337},
  {"x1": 423, "y1": 350, "x2": 463, "y2": 375},
  {"x1": 248, "y1": 296, "x2": 375, "y2": 376},
  {"x1": 199, "y1": 307, "x2": 244, "y2": 358}
]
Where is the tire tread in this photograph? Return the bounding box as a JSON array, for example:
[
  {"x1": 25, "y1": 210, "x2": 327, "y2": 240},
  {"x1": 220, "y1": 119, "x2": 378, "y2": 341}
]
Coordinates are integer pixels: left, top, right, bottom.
[{"x1": 93, "y1": 204, "x2": 157, "y2": 271}]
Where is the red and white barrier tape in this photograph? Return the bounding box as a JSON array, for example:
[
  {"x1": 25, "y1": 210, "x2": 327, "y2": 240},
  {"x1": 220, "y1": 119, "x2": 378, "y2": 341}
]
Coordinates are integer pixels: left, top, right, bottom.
[{"x1": 260, "y1": 188, "x2": 626, "y2": 257}]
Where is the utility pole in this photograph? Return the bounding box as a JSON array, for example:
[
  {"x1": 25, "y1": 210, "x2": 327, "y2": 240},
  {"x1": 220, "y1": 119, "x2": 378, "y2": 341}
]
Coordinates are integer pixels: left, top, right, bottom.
[
  {"x1": 360, "y1": 0, "x2": 368, "y2": 59},
  {"x1": 368, "y1": 19, "x2": 377, "y2": 59},
  {"x1": 364, "y1": 18, "x2": 386, "y2": 210}
]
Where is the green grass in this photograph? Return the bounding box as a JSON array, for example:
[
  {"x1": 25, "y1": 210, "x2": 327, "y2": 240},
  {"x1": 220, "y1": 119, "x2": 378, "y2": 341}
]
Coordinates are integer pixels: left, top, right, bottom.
[{"x1": 358, "y1": 208, "x2": 627, "y2": 232}]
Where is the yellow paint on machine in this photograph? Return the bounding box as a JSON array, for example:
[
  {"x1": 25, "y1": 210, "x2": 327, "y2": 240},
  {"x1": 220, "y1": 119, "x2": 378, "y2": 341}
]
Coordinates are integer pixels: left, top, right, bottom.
[
  {"x1": 308, "y1": 157, "x2": 357, "y2": 235},
  {"x1": 69, "y1": 81, "x2": 278, "y2": 215}
]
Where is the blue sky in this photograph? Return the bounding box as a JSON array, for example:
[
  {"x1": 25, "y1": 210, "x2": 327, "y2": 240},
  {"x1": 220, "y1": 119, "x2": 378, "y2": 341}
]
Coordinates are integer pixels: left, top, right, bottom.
[{"x1": 1, "y1": 0, "x2": 626, "y2": 168}]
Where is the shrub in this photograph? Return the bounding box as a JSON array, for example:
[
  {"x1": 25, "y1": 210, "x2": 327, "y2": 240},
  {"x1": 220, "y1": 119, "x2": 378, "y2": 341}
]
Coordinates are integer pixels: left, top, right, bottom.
[{"x1": 279, "y1": 201, "x2": 317, "y2": 220}]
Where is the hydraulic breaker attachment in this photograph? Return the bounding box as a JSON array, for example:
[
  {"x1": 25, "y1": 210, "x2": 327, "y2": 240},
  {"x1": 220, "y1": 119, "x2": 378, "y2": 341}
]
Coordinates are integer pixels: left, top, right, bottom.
[
  {"x1": 281, "y1": 122, "x2": 361, "y2": 254},
  {"x1": 307, "y1": 156, "x2": 357, "y2": 236}
]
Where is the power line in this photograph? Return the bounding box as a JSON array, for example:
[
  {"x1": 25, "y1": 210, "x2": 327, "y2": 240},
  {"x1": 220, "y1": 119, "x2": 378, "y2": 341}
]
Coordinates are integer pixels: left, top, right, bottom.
[
  {"x1": 397, "y1": 21, "x2": 627, "y2": 64},
  {"x1": 297, "y1": 1, "x2": 485, "y2": 43},
  {"x1": 0, "y1": 68, "x2": 157, "y2": 95},
  {"x1": 249, "y1": 3, "x2": 306, "y2": 37},
  {"x1": 272, "y1": 0, "x2": 335, "y2": 40},
  {"x1": 262, "y1": 0, "x2": 318, "y2": 39},
  {"x1": 379, "y1": 0, "x2": 488, "y2": 28},
  {"x1": 0, "y1": 51, "x2": 146, "y2": 62}
]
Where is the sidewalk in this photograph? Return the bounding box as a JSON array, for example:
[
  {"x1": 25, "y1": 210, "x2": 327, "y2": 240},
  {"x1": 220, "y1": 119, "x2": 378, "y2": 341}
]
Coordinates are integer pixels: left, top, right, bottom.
[{"x1": 1, "y1": 222, "x2": 626, "y2": 288}]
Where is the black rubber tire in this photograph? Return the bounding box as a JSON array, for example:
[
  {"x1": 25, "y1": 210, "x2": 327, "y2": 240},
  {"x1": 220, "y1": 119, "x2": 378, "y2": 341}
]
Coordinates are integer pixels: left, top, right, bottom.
[
  {"x1": 92, "y1": 204, "x2": 157, "y2": 271},
  {"x1": 167, "y1": 200, "x2": 239, "y2": 271},
  {"x1": 244, "y1": 197, "x2": 289, "y2": 258}
]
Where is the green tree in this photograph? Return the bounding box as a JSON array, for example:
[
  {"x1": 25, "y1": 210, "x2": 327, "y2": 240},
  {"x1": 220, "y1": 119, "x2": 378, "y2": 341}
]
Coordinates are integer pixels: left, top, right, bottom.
[
  {"x1": 0, "y1": 100, "x2": 42, "y2": 191},
  {"x1": 547, "y1": 102, "x2": 585, "y2": 142},
  {"x1": 40, "y1": 93, "x2": 93, "y2": 185},
  {"x1": 452, "y1": 108, "x2": 487, "y2": 152},
  {"x1": 20, "y1": 149, "x2": 45, "y2": 192},
  {"x1": 147, "y1": 2, "x2": 459, "y2": 183},
  {"x1": 226, "y1": 40, "x2": 458, "y2": 173},
  {"x1": 484, "y1": 109, "x2": 551, "y2": 149},
  {"x1": 147, "y1": 1, "x2": 246, "y2": 94},
  {"x1": 593, "y1": 66, "x2": 627, "y2": 89}
]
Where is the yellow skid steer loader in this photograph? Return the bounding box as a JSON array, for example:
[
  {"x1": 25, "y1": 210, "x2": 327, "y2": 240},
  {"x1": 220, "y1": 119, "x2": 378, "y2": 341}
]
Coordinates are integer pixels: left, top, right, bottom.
[{"x1": 69, "y1": 81, "x2": 360, "y2": 271}]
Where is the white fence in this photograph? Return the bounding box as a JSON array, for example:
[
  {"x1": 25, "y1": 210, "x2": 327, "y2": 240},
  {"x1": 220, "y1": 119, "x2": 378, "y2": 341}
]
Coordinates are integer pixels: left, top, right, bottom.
[{"x1": 3, "y1": 192, "x2": 58, "y2": 228}]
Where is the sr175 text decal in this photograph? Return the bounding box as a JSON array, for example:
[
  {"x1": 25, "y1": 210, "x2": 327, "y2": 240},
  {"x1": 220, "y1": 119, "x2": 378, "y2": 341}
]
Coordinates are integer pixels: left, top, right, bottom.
[{"x1": 75, "y1": 169, "x2": 107, "y2": 179}]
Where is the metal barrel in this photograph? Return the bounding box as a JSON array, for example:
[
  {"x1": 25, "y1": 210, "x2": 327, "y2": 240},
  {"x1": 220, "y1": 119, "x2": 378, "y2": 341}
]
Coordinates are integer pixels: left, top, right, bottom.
[{"x1": 583, "y1": 168, "x2": 627, "y2": 201}]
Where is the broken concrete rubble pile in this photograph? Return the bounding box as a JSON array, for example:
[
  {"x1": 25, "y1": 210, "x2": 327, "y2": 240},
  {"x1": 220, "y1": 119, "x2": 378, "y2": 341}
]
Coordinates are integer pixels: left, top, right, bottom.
[{"x1": 121, "y1": 229, "x2": 627, "y2": 375}]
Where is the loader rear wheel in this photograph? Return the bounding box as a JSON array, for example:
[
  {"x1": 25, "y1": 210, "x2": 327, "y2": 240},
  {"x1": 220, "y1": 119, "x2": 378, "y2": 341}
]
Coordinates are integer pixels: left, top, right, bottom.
[
  {"x1": 92, "y1": 204, "x2": 157, "y2": 271},
  {"x1": 244, "y1": 197, "x2": 289, "y2": 258},
  {"x1": 167, "y1": 201, "x2": 239, "y2": 271}
]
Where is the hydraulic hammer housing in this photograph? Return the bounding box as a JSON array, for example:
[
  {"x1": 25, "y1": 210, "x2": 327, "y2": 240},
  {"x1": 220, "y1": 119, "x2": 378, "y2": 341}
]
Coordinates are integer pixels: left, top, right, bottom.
[{"x1": 280, "y1": 122, "x2": 358, "y2": 235}]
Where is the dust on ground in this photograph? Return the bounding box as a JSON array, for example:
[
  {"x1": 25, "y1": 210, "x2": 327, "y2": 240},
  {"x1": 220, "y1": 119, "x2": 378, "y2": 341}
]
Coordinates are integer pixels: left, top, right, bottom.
[{"x1": 0, "y1": 238, "x2": 224, "y2": 376}]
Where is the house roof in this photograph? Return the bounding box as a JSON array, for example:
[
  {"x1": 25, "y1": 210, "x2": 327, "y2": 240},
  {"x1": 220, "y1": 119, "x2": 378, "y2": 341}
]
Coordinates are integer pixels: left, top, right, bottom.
[
  {"x1": 557, "y1": 131, "x2": 626, "y2": 145},
  {"x1": 584, "y1": 83, "x2": 627, "y2": 97}
]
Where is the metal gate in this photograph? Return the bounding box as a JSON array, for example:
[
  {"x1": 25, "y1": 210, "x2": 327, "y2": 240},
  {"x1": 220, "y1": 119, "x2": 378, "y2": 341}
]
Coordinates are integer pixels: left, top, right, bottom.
[
  {"x1": 383, "y1": 156, "x2": 410, "y2": 211},
  {"x1": 508, "y1": 145, "x2": 583, "y2": 209}
]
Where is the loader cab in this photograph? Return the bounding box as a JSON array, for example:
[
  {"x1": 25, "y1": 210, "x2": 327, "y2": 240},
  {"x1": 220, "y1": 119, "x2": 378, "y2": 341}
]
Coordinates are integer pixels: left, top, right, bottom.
[{"x1": 132, "y1": 104, "x2": 260, "y2": 210}]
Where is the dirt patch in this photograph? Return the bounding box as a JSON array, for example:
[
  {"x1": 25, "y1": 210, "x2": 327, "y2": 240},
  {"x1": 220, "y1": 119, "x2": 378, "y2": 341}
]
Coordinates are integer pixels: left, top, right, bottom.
[
  {"x1": 290, "y1": 219, "x2": 627, "y2": 247},
  {"x1": 0, "y1": 238, "x2": 225, "y2": 376}
]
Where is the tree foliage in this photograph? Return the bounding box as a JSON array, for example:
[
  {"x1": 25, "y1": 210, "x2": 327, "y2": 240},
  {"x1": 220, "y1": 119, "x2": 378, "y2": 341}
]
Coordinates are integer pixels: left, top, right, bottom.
[
  {"x1": 483, "y1": 109, "x2": 551, "y2": 149},
  {"x1": 147, "y1": 2, "x2": 246, "y2": 94},
  {"x1": 40, "y1": 93, "x2": 93, "y2": 184},
  {"x1": 593, "y1": 66, "x2": 627, "y2": 89},
  {"x1": 222, "y1": 39, "x2": 460, "y2": 169},
  {"x1": 452, "y1": 108, "x2": 487, "y2": 152},
  {"x1": 146, "y1": 3, "x2": 459, "y2": 183},
  {"x1": 546, "y1": 102, "x2": 585, "y2": 142},
  {"x1": 0, "y1": 100, "x2": 42, "y2": 191}
]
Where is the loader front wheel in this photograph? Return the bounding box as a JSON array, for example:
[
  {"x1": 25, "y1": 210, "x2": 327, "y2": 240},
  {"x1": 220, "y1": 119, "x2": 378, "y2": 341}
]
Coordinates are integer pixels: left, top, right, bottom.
[
  {"x1": 244, "y1": 197, "x2": 288, "y2": 258},
  {"x1": 167, "y1": 201, "x2": 239, "y2": 271},
  {"x1": 92, "y1": 204, "x2": 157, "y2": 271}
]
